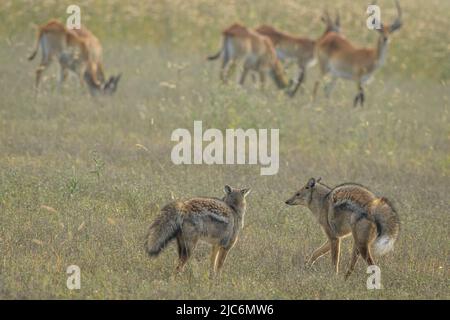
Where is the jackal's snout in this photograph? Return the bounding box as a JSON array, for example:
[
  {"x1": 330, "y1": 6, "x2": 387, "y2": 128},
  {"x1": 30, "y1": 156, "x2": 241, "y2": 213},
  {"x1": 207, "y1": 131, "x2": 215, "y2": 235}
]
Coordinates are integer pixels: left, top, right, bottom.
[{"x1": 285, "y1": 177, "x2": 317, "y2": 206}]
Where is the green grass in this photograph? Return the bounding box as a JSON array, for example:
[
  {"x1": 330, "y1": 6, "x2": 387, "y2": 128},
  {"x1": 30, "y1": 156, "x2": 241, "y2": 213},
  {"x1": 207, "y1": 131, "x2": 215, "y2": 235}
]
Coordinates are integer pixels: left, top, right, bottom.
[{"x1": 0, "y1": 0, "x2": 449, "y2": 299}]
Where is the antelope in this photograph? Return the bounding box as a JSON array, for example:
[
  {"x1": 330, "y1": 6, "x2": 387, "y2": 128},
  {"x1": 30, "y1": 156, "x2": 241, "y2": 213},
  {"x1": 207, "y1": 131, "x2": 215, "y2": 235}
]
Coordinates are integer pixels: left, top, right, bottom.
[
  {"x1": 313, "y1": 0, "x2": 402, "y2": 107},
  {"x1": 207, "y1": 23, "x2": 291, "y2": 90},
  {"x1": 256, "y1": 11, "x2": 340, "y2": 97},
  {"x1": 28, "y1": 19, "x2": 120, "y2": 95}
]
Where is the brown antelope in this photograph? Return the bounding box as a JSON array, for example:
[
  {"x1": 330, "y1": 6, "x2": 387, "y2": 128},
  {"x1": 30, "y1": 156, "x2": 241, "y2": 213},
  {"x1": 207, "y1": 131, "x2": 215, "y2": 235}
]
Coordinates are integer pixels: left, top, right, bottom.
[
  {"x1": 207, "y1": 23, "x2": 291, "y2": 90},
  {"x1": 256, "y1": 11, "x2": 340, "y2": 96},
  {"x1": 313, "y1": 0, "x2": 402, "y2": 107},
  {"x1": 28, "y1": 19, "x2": 120, "y2": 95}
]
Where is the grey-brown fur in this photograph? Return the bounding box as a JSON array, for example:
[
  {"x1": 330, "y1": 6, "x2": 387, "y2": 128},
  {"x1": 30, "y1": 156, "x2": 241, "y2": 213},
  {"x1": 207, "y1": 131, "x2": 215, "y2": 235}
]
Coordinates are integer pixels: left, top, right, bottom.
[
  {"x1": 145, "y1": 185, "x2": 251, "y2": 275},
  {"x1": 285, "y1": 178, "x2": 400, "y2": 278}
]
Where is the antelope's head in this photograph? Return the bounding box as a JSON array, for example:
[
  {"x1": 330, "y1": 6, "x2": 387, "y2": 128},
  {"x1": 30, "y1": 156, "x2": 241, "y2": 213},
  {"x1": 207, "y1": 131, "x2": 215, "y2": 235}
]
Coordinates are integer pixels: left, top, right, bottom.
[
  {"x1": 102, "y1": 73, "x2": 122, "y2": 95},
  {"x1": 84, "y1": 72, "x2": 121, "y2": 96},
  {"x1": 375, "y1": 0, "x2": 403, "y2": 44},
  {"x1": 321, "y1": 10, "x2": 340, "y2": 34}
]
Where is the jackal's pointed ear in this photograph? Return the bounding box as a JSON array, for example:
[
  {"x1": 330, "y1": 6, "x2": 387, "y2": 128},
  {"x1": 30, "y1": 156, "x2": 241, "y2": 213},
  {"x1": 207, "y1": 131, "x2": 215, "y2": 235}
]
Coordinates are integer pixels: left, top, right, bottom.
[
  {"x1": 307, "y1": 178, "x2": 316, "y2": 188},
  {"x1": 241, "y1": 188, "x2": 251, "y2": 198},
  {"x1": 224, "y1": 185, "x2": 232, "y2": 194}
]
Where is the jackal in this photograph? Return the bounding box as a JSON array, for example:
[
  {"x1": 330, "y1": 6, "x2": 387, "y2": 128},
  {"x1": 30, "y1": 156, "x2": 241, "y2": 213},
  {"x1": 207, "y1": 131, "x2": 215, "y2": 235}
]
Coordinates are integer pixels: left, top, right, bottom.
[
  {"x1": 285, "y1": 178, "x2": 399, "y2": 278},
  {"x1": 207, "y1": 23, "x2": 291, "y2": 89},
  {"x1": 28, "y1": 19, "x2": 120, "y2": 95},
  {"x1": 145, "y1": 185, "x2": 251, "y2": 275}
]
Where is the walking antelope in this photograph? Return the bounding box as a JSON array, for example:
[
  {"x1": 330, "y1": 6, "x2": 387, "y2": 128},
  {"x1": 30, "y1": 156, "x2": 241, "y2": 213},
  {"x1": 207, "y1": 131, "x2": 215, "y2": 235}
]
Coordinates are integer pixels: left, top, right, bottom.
[
  {"x1": 28, "y1": 19, "x2": 120, "y2": 95},
  {"x1": 314, "y1": 0, "x2": 402, "y2": 107},
  {"x1": 207, "y1": 23, "x2": 291, "y2": 90},
  {"x1": 256, "y1": 10, "x2": 340, "y2": 96}
]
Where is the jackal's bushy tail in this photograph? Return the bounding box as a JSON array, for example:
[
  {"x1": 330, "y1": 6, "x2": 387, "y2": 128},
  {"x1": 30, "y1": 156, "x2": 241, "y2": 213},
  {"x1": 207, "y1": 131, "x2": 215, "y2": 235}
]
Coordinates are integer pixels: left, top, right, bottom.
[
  {"x1": 145, "y1": 204, "x2": 183, "y2": 257},
  {"x1": 372, "y1": 197, "x2": 400, "y2": 256}
]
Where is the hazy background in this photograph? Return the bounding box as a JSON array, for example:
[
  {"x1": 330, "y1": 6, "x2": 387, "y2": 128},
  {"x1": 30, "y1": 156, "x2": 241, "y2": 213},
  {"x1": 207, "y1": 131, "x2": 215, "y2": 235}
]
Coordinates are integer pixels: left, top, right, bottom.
[{"x1": 0, "y1": 0, "x2": 448, "y2": 299}]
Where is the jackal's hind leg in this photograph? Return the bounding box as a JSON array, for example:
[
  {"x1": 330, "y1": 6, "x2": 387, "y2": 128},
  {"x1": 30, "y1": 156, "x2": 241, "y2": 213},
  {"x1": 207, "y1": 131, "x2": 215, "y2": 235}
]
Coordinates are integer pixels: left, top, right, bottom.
[
  {"x1": 215, "y1": 247, "x2": 230, "y2": 273},
  {"x1": 330, "y1": 238, "x2": 341, "y2": 274},
  {"x1": 175, "y1": 236, "x2": 197, "y2": 273},
  {"x1": 344, "y1": 244, "x2": 360, "y2": 280},
  {"x1": 358, "y1": 244, "x2": 374, "y2": 266},
  {"x1": 351, "y1": 219, "x2": 376, "y2": 270}
]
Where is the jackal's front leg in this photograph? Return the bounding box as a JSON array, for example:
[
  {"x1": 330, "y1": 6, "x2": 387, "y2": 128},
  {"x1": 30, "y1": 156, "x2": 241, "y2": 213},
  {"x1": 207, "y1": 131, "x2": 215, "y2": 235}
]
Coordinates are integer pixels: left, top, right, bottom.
[
  {"x1": 330, "y1": 238, "x2": 341, "y2": 274},
  {"x1": 306, "y1": 240, "x2": 331, "y2": 267}
]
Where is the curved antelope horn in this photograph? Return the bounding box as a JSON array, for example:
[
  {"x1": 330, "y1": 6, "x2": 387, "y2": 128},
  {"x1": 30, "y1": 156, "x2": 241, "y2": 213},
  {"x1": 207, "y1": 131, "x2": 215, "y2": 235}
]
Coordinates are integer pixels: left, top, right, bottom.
[
  {"x1": 335, "y1": 11, "x2": 340, "y2": 28},
  {"x1": 321, "y1": 9, "x2": 331, "y2": 24},
  {"x1": 389, "y1": 0, "x2": 402, "y2": 32},
  {"x1": 114, "y1": 73, "x2": 122, "y2": 85}
]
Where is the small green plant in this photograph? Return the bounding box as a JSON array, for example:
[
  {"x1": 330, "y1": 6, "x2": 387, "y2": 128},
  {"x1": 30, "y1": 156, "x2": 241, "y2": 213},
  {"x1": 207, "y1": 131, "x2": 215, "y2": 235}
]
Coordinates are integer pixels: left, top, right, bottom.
[
  {"x1": 89, "y1": 150, "x2": 106, "y2": 181},
  {"x1": 66, "y1": 168, "x2": 80, "y2": 198}
]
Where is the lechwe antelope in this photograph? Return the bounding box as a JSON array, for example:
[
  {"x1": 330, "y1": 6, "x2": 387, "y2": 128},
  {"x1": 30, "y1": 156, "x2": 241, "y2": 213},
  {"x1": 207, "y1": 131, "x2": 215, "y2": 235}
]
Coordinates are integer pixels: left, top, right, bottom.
[
  {"x1": 207, "y1": 23, "x2": 292, "y2": 90},
  {"x1": 314, "y1": 0, "x2": 402, "y2": 107},
  {"x1": 256, "y1": 11, "x2": 340, "y2": 97},
  {"x1": 28, "y1": 19, "x2": 120, "y2": 95}
]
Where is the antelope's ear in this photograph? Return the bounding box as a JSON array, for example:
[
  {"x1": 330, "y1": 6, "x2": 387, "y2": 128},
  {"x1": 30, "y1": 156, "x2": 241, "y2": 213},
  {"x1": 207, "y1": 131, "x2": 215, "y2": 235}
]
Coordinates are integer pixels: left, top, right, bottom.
[
  {"x1": 224, "y1": 185, "x2": 232, "y2": 194},
  {"x1": 241, "y1": 188, "x2": 251, "y2": 198},
  {"x1": 307, "y1": 178, "x2": 316, "y2": 188}
]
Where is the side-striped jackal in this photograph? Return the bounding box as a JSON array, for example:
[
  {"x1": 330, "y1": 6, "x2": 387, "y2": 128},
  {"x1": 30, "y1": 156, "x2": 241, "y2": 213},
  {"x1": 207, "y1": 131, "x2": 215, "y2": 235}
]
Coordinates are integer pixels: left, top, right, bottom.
[
  {"x1": 285, "y1": 178, "x2": 400, "y2": 278},
  {"x1": 145, "y1": 185, "x2": 251, "y2": 275}
]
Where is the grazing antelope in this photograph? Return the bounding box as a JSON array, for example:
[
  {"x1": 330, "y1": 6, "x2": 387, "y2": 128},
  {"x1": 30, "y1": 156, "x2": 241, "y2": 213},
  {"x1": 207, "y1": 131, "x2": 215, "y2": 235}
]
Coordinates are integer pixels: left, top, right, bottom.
[
  {"x1": 28, "y1": 19, "x2": 120, "y2": 95},
  {"x1": 285, "y1": 178, "x2": 400, "y2": 279},
  {"x1": 207, "y1": 23, "x2": 291, "y2": 90},
  {"x1": 314, "y1": 0, "x2": 402, "y2": 107},
  {"x1": 256, "y1": 11, "x2": 340, "y2": 96}
]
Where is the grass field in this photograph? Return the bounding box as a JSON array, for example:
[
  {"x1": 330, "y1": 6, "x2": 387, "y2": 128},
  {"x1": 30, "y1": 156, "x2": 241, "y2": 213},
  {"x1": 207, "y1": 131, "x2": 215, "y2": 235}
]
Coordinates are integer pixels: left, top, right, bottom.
[{"x1": 0, "y1": 0, "x2": 449, "y2": 299}]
